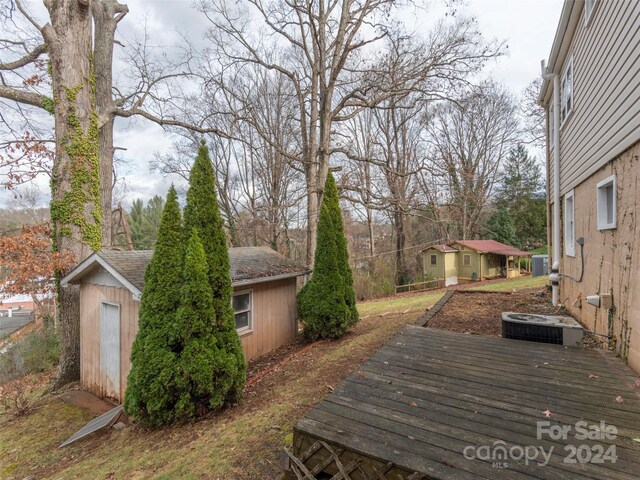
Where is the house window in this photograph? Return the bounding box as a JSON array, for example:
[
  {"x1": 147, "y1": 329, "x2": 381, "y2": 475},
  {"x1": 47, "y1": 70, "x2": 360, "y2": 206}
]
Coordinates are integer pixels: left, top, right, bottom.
[
  {"x1": 561, "y1": 56, "x2": 573, "y2": 123},
  {"x1": 232, "y1": 291, "x2": 252, "y2": 332},
  {"x1": 463, "y1": 254, "x2": 471, "y2": 267},
  {"x1": 597, "y1": 175, "x2": 616, "y2": 230},
  {"x1": 430, "y1": 254, "x2": 437, "y2": 266},
  {"x1": 584, "y1": 0, "x2": 596, "y2": 24},
  {"x1": 564, "y1": 191, "x2": 575, "y2": 257}
]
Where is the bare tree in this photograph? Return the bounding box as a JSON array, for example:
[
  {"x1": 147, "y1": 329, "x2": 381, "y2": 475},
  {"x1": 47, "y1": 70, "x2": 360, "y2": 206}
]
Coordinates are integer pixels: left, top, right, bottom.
[
  {"x1": 520, "y1": 77, "x2": 545, "y2": 149},
  {"x1": 199, "y1": 0, "x2": 457, "y2": 266},
  {"x1": 0, "y1": 0, "x2": 229, "y2": 386},
  {"x1": 424, "y1": 82, "x2": 519, "y2": 240}
]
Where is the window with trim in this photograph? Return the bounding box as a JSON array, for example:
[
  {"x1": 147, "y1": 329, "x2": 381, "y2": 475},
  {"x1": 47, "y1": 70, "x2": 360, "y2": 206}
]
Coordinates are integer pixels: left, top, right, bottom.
[
  {"x1": 430, "y1": 254, "x2": 437, "y2": 266},
  {"x1": 584, "y1": 0, "x2": 596, "y2": 24},
  {"x1": 232, "y1": 291, "x2": 252, "y2": 331},
  {"x1": 463, "y1": 254, "x2": 471, "y2": 267},
  {"x1": 564, "y1": 191, "x2": 575, "y2": 256},
  {"x1": 561, "y1": 56, "x2": 573, "y2": 123},
  {"x1": 597, "y1": 175, "x2": 616, "y2": 230}
]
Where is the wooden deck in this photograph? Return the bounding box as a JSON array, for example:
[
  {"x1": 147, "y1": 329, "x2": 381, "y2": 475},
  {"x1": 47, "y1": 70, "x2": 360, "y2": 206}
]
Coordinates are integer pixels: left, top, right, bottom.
[{"x1": 292, "y1": 326, "x2": 640, "y2": 480}]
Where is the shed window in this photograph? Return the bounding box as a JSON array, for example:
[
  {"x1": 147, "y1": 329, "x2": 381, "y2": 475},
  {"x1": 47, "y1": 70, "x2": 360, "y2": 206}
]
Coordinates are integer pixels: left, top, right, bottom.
[
  {"x1": 597, "y1": 175, "x2": 616, "y2": 230},
  {"x1": 561, "y1": 56, "x2": 573, "y2": 123},
  {"x1": 430, "y1": 254, "x2": 437, "y2": 266},
  {"x1": 232, "y1": 291, "x2": 252, "y2": 331},
  {"x1": 463, "y1": 254, "x2": 471, "y2": 266},
  {"x1": 564, "y1": 191, "x2": 575, "y2": 257}
]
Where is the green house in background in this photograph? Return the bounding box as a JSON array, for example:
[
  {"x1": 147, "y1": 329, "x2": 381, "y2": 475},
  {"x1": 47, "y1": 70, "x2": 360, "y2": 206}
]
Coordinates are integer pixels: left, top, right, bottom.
[
  {"x1": 422, "y1": 240, "x2": 531, "y2": 286},
  {"x1": 422, "y1": 245, "x2": 459, "y2": 287}
]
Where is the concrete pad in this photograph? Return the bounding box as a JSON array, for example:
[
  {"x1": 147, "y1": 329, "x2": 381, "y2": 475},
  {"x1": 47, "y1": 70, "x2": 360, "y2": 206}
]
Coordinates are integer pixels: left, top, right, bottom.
[{"x1": 58, "y1": 390, "x2": 117, "y2": 416}]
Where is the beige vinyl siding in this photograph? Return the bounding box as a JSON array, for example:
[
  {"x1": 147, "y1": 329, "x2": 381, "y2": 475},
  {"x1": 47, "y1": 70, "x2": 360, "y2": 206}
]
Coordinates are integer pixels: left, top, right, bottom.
[{"x1": 554, "y1": 0, "x2": 640, "y2": 198}]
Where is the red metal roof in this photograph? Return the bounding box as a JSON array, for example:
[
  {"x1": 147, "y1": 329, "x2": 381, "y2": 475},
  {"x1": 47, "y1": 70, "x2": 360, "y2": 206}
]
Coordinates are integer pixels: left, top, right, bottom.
[{"x1": 451, "y1": 240, "x2": 531, "y2": 257}]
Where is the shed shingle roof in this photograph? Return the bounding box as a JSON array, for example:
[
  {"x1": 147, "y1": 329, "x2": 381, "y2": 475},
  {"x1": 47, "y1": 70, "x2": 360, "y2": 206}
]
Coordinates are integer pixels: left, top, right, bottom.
[{"x1": 63, "y1": 247, "x2": 308, "y2": 293}]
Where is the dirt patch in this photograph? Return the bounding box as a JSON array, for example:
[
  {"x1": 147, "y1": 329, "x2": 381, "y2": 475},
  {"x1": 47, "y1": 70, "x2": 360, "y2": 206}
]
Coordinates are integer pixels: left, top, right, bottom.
[{"x1": 426, "y1": 289, "x2": 570, "y2": 337}]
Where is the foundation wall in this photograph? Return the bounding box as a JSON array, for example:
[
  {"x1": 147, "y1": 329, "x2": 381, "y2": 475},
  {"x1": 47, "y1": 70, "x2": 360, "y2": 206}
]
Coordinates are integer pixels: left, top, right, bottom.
[{"x1": 558, "y1": 142, "x2": 640, "y2": 372}]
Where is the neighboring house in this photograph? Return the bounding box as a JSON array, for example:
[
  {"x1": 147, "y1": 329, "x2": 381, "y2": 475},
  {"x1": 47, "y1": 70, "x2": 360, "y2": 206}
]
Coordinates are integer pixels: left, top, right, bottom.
[
  {"x1": 540, "y1": 0, "x2": 640, "y2": 372},
  {"x1": 422, "y1": 240, "x2": 531, "y2": 286},
  {"x1": 0, "y1": 294, "x2": 35, "y2": 311},
  {"x1": 61, "y1": 247, "x2": 308, "y2": 402},
  {"x1": 422, "y1": 245, "x2": 459, "y2": 286}
]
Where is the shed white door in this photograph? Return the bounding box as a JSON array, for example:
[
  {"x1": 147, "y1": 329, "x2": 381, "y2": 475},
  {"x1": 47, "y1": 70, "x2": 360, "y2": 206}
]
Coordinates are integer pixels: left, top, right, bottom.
[{"x1": 100, "y1": 302, "x2": 120, "y2": 399}]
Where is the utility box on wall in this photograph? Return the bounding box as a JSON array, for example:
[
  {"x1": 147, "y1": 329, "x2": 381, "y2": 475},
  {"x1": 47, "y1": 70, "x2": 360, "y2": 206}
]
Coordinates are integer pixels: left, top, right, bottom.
[{"x1": 532, "y1": 255, "x2": 549, "y2": 277}]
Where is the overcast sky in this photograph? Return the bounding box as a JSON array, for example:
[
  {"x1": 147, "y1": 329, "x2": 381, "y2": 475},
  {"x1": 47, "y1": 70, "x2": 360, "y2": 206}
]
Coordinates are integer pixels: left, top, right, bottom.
[{"x1": 4, "y1": 0, "x2": 564, "y2": 209}]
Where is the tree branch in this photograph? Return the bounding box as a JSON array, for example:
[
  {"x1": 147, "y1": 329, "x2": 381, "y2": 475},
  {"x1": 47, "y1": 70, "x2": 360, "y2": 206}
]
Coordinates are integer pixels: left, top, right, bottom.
[
  {"x1": 114, "y1": 107, "x2": 231, "y2": 138},
  {"x1": 0, "y1": 85, "x2": 47, "y2": 109},
  {"x1": 0, "y1": 44, "x2": 47, "y2": 71}
]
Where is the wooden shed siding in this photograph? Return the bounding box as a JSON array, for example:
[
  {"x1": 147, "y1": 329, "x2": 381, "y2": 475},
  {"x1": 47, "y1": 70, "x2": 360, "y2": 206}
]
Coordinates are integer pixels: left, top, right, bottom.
[
  {"x1": 550, "y1": 0, "x2": 640, "y2": 198},
  {"x1": 80, "y1": 277, "x2": 297, "y2": 402},
  {"x1": 79, "y1": 283, "x2": 139, "y2": 401},
  {"x1": 237, "y1": 278, "x2": 297, "y2": 362}
]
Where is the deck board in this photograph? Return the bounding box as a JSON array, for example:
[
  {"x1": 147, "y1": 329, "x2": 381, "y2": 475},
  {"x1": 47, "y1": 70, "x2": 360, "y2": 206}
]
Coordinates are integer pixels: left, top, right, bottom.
[{"x1": 293, "y1": 326, "x2": 640, "y2": 479}]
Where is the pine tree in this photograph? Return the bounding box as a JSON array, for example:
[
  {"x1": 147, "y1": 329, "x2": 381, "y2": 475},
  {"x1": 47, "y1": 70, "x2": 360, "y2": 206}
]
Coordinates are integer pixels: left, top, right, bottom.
[
  {"x1": 495, "y1": 145, "x2": 546, "y2": 247},
  {"x1": 174, "y1": 229, "x2": 242, "y2": 417},
  {"x1": 182, "y1": 142, "x2": 246, "y2": 402},
  {"x1": 124, "y1": 186, "x2": 183, "y2": 426},
  {"x1": 486, "y1": 207, "x2": 519, "y2": 247},
  {"x1": 128, "y1": 195, "x2": 165, "y2": 250},
  {"x1": 298, "y1": 172, "x2": 359, "y2": 339}
]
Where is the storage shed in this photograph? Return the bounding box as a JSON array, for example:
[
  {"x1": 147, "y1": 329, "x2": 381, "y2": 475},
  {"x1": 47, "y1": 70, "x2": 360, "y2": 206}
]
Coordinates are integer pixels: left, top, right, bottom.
[
  {"x1": 422, "y1": 245, "x2": 459, "y2": 286},
  {"x1": 61, "y1": 247, "x2": 308, "y2": 402}
]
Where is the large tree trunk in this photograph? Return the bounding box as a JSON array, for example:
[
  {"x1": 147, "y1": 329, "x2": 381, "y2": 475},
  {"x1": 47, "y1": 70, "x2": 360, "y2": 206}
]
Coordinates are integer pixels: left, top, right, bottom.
[
  {"x1": 394, "y1": 207, "x2": 408, "y2": 286},
  {"x1": 45, "y1": 0, "x2": 100, "y2": 388},
  {"x1": 93, "y1": 0, "x2": 128, "y2": 247}
]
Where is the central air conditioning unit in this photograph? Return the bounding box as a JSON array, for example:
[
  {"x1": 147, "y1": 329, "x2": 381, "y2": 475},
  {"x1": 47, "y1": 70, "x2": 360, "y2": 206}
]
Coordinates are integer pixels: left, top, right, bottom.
[{"x1": 501, "y1": 312, "x2": 584, "y2": 346}]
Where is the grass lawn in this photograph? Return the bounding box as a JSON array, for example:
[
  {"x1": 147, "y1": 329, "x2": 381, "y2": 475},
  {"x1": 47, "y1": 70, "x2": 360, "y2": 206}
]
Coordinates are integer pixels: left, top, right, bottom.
[
  {"x1": 357, "y1": 291, "x2": 445, "y2": 317},
  {"x1": 468, "y1": 275, "x2": 548, "y2": 292},
  {"x1": 0, "y1": 310, "x2": 423, "y2": 480}
]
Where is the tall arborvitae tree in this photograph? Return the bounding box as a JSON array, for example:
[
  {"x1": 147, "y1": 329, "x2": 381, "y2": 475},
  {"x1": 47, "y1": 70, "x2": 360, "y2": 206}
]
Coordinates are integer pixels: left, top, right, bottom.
[
  {"x1": 125, "y1": 186, "x2": 183, "y2": 426},
  {"x1": 183, "y1": 142, "x2": 245, "y2": 402},
  {"x1": 174, "y1": 229, "x2": 242, "y2": 416},
  {"x1": 298, "y1": 172, "x2": 359, "y2": 339}
]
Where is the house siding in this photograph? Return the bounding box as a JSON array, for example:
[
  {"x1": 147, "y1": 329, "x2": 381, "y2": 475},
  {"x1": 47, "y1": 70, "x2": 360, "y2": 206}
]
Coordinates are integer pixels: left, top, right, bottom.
[
  {"x1": 451, "y1": 245, "x2": 480, "y2": 280},
  {"x1": 558, "y1": 142, "x2": 640, "y2": 373},
  {"x1": 547, "y1": 0, "x2": 640, "y2": 199}
]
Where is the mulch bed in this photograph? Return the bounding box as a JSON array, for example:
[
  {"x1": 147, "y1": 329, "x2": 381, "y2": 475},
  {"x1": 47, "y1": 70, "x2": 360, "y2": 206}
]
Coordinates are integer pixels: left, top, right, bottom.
[{"x1": 425, "y1": 289, "x2": 569, "y2": 337}]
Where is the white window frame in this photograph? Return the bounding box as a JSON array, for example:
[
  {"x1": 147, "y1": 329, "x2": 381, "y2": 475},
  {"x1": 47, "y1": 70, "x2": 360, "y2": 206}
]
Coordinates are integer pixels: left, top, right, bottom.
[
  {"x1": 561, "y1": 55, "x2": 573, "y2": 125},
  {"x1": 597, "y1": 175, "x2": 616, "y2": 230},
  {"x1": 232, "y1": 290, "x2": 253, "y2": 333},
  {"x1": 584, "y1": 0, "x2": 596, "y2": 25},
  {"x1": 564, "y1": 191, "x2": 575, "y2": 257}
]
